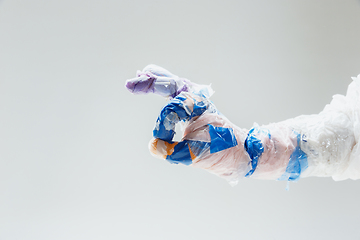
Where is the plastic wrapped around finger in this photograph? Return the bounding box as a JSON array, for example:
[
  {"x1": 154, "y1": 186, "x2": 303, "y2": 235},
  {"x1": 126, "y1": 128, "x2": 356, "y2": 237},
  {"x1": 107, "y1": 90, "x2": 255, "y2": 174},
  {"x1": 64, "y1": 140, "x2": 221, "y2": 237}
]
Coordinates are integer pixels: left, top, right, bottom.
[{"x1": 125, "y1": 64, "x2": 213, "y2": 99}]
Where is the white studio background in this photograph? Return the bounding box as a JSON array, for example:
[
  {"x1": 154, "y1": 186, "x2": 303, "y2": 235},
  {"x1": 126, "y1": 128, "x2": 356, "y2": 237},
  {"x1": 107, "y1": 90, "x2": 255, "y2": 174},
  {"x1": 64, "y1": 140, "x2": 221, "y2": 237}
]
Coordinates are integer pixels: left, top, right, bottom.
[{"x1": 0, "y1": 0, "x2": 360, "y2": 239}]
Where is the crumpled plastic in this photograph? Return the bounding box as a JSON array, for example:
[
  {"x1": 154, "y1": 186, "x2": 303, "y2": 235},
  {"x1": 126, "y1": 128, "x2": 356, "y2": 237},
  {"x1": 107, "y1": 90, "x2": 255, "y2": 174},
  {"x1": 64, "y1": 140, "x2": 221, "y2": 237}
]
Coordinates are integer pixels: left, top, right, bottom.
[
  {"x1": 126, "y1": 64, "x2": 360, "y2": 185},
  {"x1": 125, "y1": 64, "x2": 213, "y2": 99}
]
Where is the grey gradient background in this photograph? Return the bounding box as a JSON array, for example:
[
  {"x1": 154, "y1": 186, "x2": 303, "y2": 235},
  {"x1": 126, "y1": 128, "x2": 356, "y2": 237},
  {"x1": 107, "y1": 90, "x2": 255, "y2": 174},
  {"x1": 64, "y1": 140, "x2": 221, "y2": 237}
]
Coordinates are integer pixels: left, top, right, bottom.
[{"x1": 1, "y1": 0, "x2": 360, "y2": 239}]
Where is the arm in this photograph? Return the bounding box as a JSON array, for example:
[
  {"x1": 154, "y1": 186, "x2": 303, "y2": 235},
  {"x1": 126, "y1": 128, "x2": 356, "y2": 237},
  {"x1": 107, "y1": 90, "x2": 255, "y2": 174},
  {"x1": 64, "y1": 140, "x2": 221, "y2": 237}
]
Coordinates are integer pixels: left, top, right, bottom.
[{"x1": 126, "y1": 65, "x2": 313, "y2": 184}]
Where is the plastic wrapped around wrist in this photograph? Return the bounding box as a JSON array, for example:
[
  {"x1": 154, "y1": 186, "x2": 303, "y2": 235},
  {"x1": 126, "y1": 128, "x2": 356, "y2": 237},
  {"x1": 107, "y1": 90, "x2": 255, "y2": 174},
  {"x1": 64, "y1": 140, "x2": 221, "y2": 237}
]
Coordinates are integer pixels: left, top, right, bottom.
[{"x1": 126, "y1": 65, "x2": 360, "y2": 184}]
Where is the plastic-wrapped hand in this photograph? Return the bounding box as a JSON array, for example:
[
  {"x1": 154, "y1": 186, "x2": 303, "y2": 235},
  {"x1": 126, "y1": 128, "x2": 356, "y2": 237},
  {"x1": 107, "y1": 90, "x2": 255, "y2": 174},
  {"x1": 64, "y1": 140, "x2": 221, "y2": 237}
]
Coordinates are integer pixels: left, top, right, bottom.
[
  {"x1": 148, "y1": 90, "x2": 250, "y2": 184},
  {"x1": 126, "y1": 65, "x2": 360, "y2": 184}
]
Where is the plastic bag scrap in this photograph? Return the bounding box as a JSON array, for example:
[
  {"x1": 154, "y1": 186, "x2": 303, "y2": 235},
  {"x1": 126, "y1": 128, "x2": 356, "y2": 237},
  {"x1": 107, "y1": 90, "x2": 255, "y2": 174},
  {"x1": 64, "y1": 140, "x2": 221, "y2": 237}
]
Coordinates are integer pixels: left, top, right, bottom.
[
  {"x1": 125, "y1": 64, "x2": 213, "y2": 99},
  {"x1": 126, "y1": 64, "x2": 360, "y2": 185}
]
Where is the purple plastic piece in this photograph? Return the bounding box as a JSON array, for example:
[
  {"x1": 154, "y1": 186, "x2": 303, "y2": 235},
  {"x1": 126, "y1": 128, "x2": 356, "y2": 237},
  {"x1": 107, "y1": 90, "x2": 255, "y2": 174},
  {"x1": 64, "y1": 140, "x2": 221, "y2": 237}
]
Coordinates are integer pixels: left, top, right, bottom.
[
  {"x1": 125, "y1": 72, "x2": 157, "y2": 95},
  {"x1": 125, "y1": 68, "x2": 190, "y2": 98}
]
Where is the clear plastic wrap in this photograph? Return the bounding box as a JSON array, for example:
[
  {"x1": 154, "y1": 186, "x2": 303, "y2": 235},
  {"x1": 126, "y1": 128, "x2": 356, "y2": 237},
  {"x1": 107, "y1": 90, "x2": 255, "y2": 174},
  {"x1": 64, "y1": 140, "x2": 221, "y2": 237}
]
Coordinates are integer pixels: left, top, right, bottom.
[{"x1": 126, "y1": 64, "x2": 360, "y2": 184}]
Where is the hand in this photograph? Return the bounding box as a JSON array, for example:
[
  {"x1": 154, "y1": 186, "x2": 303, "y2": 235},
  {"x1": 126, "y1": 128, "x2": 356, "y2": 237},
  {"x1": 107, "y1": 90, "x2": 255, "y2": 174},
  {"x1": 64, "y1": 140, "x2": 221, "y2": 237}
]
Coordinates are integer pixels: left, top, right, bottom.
[
  {"x1": 149, "y1": 92, "x2": 250, "y2": 184},
  {"x1": 150, "y1": 91, "x2": 215, "y2": 164}
]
